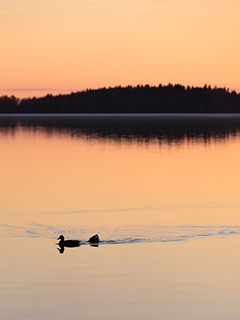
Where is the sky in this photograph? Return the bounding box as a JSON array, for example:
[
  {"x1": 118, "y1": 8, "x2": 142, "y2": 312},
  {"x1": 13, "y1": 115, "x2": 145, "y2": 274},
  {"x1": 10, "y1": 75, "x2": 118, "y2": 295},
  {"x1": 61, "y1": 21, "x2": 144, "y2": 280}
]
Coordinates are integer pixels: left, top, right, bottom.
[{"x1": 1, "y1": 0, "x2": 240, "y2": 98}]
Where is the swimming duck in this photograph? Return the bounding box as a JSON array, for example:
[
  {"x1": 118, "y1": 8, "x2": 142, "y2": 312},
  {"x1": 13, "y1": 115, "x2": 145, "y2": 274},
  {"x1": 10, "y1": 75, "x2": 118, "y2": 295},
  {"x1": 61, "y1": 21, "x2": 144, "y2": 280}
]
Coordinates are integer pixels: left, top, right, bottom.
[
  {"x1": 57, "y1": 235, "x2": 81, "y2": 247},
  {"x1": 88, "y1": 234, "x2": 100, "y2": 243}
]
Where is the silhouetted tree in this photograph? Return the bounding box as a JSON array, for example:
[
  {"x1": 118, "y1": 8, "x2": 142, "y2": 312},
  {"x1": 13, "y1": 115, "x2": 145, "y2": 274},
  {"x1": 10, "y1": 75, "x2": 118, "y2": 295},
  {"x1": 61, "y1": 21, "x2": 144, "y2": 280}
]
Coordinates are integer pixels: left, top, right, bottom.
[{"x1": 0, "y1": 85, "x2": 240, "y2": 113}]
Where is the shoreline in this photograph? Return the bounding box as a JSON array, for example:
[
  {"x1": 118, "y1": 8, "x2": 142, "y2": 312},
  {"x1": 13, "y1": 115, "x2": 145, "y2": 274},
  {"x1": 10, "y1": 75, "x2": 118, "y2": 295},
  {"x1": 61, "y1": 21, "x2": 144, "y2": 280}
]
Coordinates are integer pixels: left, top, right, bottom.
[{"x1": 1, "y1": 113, "x2": 240, "y2": 117}]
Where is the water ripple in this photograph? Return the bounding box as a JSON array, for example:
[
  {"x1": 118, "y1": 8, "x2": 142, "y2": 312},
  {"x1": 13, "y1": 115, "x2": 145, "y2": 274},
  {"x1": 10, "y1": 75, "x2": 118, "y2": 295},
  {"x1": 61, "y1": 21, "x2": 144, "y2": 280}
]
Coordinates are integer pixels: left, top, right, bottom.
[{"x1": 2, "y1": 223, "x2": 240, "y2": 244}]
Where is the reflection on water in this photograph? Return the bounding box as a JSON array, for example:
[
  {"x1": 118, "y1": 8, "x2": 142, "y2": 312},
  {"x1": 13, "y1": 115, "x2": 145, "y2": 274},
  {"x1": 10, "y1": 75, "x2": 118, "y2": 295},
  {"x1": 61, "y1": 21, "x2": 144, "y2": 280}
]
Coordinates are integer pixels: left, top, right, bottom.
[
  {"x1": 57, "y1": 234, "x2": 81, "y2": 254},
  {"x1": 56, "y1": 234, "x2": 99, "y2": 253},
  {"x1": 57, "y1": 244, "x2": 81, "y2": 254},
  {"x1": 57, "y1": 245, "x2": 65, "y2": 254},
  {"x1": 1, "y1": 115, "x2": 240, "y2": 320},
  {"x1": 1, "y1": 114, "x2": 240, "y2": 244},
  {"x1": 1, "y1": 114, "x2": 240, "y2": 143}
]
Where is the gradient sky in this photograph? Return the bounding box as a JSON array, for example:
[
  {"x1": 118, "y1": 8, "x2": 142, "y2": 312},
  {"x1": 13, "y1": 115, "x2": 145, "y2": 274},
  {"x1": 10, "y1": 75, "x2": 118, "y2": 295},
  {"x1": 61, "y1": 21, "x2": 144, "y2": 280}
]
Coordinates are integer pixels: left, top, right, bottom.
[{"x1": 1, "y1": 0, "x2": 240, "y2": 98}]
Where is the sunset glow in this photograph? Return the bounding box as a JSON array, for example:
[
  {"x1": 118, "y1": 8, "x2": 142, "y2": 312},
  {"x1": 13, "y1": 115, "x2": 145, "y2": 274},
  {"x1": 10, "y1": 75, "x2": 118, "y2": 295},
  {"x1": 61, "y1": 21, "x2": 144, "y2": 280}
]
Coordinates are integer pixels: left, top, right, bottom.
[
  {"x1": 1, "y1": 116, "x2": 240, "y2": 319},
  {"x1": 1, "y1": 122, "x2": 240, "y2": 231},
  {"x1": 1, "y1": 0, "x2": 240, "y2": 98}
]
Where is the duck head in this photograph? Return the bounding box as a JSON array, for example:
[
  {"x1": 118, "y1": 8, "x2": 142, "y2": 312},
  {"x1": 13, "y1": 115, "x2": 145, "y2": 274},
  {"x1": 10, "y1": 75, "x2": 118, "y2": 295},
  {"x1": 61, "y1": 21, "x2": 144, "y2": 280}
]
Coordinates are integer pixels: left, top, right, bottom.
[{"x1": 57, "y1": 235, "x2": 64, "y2": 241}]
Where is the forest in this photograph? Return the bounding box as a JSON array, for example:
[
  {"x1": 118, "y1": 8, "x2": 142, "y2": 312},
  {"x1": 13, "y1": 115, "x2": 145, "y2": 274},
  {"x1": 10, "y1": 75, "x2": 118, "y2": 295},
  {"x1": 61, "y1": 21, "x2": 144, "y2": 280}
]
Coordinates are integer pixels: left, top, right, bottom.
[{"x1": 0, "y1": 84, "x2": 240, "y2": 113}]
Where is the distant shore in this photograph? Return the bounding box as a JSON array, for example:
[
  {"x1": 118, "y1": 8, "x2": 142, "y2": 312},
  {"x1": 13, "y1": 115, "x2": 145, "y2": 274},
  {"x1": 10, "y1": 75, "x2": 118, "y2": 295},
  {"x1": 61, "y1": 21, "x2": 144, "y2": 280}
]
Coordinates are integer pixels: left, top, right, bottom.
[
  {"x1": 1, "y1": 84, "x2": 240, "y2": 114},
  {"x1": 1, "y1": 113, "x2": 240, "y2": 117}
]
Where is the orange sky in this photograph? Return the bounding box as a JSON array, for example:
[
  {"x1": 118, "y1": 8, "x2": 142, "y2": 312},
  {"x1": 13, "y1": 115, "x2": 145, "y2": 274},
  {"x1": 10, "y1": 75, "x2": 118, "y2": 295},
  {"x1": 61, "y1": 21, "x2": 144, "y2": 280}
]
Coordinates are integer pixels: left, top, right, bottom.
[{"x1": 1, "y1": 0, "x2": 240, "y2": 98}]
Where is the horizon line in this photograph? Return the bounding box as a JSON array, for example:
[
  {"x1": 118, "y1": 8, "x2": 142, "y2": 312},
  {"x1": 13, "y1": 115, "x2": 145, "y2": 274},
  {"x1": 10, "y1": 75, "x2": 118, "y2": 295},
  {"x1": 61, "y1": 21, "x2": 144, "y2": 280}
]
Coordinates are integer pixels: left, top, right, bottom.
[{"x1": 1, "y1": 83, "x2": 240, "y2": 100}]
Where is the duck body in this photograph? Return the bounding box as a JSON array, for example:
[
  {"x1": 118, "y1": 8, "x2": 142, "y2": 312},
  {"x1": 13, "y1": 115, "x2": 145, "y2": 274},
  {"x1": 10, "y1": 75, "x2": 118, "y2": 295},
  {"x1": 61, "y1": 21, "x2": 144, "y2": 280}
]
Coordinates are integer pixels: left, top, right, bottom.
[
  {"x1": 57, "y1": 235, "x2": 81, "y2": 247},
  {"x1": 88, "y1": 234, "x2": 100, "y2": 243}
]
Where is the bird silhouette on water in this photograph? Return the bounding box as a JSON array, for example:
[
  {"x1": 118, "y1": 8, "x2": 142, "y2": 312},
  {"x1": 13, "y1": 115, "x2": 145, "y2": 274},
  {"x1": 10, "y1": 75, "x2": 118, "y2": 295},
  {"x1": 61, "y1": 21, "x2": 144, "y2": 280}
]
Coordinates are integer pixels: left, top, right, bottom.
[
  {"x1": 57, "y1": 235, "x2": 81, "y2": 247},
  {"x1": 57, "y1": 234, "x2": 100, "y2": 253},
  {"x1": 88, "y1": 234, "x2": 100, "y2": 243}
]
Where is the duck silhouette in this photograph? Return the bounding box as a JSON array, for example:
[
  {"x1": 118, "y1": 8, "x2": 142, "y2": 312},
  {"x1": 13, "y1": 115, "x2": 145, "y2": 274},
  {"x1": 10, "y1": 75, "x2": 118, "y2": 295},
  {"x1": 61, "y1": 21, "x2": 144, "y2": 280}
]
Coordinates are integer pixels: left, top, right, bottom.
[
  {"x1": 57, "y1": 235, "x2": 81, "y2": 247},
  {"x1": 57, "y1": 234, "x2": 100, "y2": 246},
  {"x1": 88, "y1": 234, "x2": 100, "y2": 243}
]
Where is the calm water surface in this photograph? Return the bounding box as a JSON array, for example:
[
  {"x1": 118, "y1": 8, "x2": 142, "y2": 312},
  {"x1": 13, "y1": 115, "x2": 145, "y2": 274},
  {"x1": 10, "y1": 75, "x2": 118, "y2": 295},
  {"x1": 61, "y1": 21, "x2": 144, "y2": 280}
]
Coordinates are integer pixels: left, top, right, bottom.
[{"x1": 1, "y1": 115, "x2": 240, "y2": 319}]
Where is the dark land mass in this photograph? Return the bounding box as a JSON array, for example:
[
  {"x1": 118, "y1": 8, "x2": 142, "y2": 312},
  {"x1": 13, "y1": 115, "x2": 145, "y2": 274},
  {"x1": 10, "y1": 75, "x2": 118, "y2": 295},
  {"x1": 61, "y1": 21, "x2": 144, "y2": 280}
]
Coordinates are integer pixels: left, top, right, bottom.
[{"x1": 0, "y1": 84, "x2": 240, "y2": 114}]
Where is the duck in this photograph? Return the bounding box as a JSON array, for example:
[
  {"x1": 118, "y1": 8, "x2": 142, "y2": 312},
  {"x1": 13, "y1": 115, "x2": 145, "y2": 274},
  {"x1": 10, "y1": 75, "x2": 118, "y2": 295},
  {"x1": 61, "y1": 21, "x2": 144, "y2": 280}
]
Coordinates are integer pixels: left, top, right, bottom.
[
  {"x1": 57, "y1": 235, "x2": 81, "y2": 247},
  {"x1": 88, "y1": 234, "x2": 100, "y2": 243}
]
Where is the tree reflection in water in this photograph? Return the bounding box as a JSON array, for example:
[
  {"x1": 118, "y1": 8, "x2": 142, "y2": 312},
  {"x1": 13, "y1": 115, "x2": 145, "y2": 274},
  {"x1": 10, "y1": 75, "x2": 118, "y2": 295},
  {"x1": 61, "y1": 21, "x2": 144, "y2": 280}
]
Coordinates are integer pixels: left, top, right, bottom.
[{"x1": 1, "y1": 114, "x2": 240, "y2": 145}]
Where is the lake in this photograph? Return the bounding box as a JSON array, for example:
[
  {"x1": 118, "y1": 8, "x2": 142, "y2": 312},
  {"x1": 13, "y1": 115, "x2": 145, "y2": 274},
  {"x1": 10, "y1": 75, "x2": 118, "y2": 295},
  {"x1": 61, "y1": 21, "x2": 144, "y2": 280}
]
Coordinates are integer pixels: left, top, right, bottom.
[{"x1": 1, "y1": 114, "x2": 240, "y2": 320}]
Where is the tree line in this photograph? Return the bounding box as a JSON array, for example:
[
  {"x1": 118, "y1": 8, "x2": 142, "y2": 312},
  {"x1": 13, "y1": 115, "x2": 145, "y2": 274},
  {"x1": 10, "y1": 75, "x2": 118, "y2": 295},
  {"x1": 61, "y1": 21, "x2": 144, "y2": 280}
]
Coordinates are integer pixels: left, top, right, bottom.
[{"x1": 0, "y1": 84, "x2": 240, "y2": 113}]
